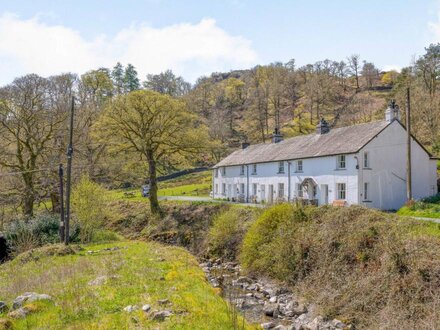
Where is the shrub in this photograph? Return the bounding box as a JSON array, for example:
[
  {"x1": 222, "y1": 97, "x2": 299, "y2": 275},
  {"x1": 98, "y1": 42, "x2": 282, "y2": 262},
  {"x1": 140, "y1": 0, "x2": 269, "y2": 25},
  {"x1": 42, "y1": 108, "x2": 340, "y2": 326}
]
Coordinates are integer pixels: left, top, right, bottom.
[
  {"x1": 240, "y1": 203, "x2": 312, "y2": 275},
  {"x1": 72, "y1": 176, "x2": 108, "y2": 243},
  {"x1": 208, "y1": 206, "x2": 259, "y2": 260},
  {"x1": 4, "y1": 213, "x2": 80, "y2": 256}
]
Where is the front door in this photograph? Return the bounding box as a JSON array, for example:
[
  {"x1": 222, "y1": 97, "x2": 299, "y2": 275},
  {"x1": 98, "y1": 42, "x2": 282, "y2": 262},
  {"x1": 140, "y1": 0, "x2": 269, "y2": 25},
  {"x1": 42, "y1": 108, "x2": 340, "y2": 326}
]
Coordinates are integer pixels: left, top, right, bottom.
[
  {"x1": 268, "y1": 184, "x2": 274, "y2": 204},
  {"x1": 260, "y1": 184, "x2": 266, "y2": 202},
  {"x1": 321, "y1": 184, "x2": 329, "y2": 205}
]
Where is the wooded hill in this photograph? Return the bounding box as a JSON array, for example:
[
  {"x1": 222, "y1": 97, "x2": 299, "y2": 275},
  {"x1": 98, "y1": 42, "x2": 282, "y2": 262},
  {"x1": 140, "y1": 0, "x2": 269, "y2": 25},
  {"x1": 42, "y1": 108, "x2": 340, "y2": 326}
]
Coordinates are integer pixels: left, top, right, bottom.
[{"x1": 0, "y1": 45, "x2": 439, "y2": 216}]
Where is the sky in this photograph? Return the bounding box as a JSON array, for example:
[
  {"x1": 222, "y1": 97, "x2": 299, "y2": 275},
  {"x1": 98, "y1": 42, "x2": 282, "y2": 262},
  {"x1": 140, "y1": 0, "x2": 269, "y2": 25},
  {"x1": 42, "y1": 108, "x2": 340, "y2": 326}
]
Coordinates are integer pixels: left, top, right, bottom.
[{"x1": 0, "y1": 0, "x2": 440, "y2": 85}]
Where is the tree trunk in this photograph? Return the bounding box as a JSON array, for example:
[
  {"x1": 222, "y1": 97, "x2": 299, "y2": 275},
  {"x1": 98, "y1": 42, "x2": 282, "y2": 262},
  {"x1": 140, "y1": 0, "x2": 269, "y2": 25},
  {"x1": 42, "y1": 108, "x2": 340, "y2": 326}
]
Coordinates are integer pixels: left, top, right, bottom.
[
  {"x1": 22, "y1": 191, "x2": 34, "y2": 218},
  {"x1": 146, "y1": 150, "x2": 162, "y2": 215}
]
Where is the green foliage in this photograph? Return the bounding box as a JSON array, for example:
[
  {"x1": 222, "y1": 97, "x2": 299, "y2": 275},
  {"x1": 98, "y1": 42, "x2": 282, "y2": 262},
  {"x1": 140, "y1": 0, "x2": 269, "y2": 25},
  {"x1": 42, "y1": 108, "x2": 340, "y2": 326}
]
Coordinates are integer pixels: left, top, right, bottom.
[
  {"x1": 72, "y1": 176, "x2": 108, "y2": 243},
  {"x1": 240, "y1": 203, "x2": 310, "y2": 275},
  {"x1": 208, "y1": 206, "x2": 259, "y2": 260},
  {"x1": 4, "y1": 213, "x2": 80, "y2": 255}
]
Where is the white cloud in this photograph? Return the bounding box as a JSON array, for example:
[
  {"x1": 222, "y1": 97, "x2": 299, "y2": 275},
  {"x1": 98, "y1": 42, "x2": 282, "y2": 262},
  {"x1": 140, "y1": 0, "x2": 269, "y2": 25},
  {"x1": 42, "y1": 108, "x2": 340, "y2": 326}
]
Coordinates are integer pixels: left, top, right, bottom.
[
  {"x1": 382, "y1": 65, "x2": 401, "y2": 73},
  {"x1": 0, "y1": 13, "x2": 258, "y2": 85}
]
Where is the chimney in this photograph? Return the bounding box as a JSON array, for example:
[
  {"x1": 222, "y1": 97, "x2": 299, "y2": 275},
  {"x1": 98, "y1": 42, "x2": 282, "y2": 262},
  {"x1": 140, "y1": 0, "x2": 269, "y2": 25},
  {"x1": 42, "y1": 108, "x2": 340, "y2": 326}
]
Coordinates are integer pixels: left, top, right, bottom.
[
  {"x1": 241, "y1": 142, "x2": 250, "y2": 149},
  {"x1": 316, "y1": 118, "x2": 330, "y2": 135},
  {"x1": 272, "y1": 128, "x2": 283, "y2": 143},
  {"x1": 385, "y1": 99, "x2": 401, "y2": 123}
]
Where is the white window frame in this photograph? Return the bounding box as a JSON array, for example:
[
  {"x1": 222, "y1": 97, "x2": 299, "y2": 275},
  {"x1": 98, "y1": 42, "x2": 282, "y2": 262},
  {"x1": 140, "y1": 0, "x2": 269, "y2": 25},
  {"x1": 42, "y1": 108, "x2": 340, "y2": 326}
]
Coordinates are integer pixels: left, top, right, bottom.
[
  {"x1": 252, "y1": 183, "x2": 257, "y2": 195},
  {"x1": 252, "y1": 164, "x2": 257, "y2": 175},
  {"x1": 240, "y1": 165, "x2": 245, "y2": 176},
  {"x1": 364, "y1": 182, "x2": 369, "y2": 200},
  {"x1": 296, "y1": 160, "x2": 303, "y2": 172},
  {"x1": 278, "y1": 161, "x2": 285, "y2": 174},
  {"x1": 296, "y1": 183, "x2": 303, "y2": 198},
  {"x1": 215, "y1": 184, "x2": 218, "y2": 194},
  {"x1": 337, "y1": 155, "x2": 346, "y2": 169},
  {"x1": 222, "y1": 167, "x2": 226, "y2": 175},
  {"x1": 222, "y1": 183, "x2": 226, "y2": 195},
  {"x1": 337, "y1": 183, "x2": 346, "y2": 200},
  {"x1": 215, "y1": 168, "x2": 218, "y2": 177},
  {"x1": 240, "y1": 183, "x2": 245, "y2": 195},
  {"x1": 278, "y1": 183, "x2": 285, "y2": 198},
  {"x1": 363, "y1": 151, "x2": 370, "y2": 168}
]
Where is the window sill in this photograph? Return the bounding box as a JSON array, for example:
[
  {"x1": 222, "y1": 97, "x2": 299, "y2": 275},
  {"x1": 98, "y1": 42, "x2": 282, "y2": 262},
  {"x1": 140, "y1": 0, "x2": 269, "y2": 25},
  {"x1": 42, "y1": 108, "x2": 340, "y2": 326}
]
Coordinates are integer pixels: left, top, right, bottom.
[
  {"x1": 335, "y1": 168, "x2": 346, "y2": 171},
  {"x1": 363, "y1": 200, "x2": 373, "y2": 203},
  {"x1": 295, "y1": 171, "x2": 303, "y2": 173},
  {"x1": 251, "y1": 173, "x2": 257, "y2": 175},
  {"x1": 277, "y1": 171, "x2": 285, "y2": 174},
  {"x1": 363, "y1": 167, "x2": 372, "y2": 170}
]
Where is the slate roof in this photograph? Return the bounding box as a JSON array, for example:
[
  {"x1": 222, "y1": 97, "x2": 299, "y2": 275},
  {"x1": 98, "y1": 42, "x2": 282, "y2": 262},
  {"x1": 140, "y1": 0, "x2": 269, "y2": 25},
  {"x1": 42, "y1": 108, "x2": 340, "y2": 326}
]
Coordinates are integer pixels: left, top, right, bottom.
[{"x1": 214, "y1": 120, "x2": 390, "y2": 168}]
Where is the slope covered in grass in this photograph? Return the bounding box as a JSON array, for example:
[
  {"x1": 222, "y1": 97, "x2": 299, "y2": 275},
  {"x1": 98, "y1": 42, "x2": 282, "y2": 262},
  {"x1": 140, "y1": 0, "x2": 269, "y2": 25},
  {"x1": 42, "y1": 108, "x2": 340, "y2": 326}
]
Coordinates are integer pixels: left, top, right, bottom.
[{"x1": 0, "y1": 241, "x2": 251, "y2": 329}]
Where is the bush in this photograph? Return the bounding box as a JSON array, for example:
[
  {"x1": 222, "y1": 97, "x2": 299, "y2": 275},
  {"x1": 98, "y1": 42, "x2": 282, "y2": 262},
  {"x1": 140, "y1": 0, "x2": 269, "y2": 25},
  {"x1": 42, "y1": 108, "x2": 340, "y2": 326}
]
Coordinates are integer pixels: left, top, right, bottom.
[
  {"x1": 208, "y1": 206, "x2": 259, "y2": 260},
  {"x1": 240, "y1": 203, "x2": 312, "y2": 276},
  {"x1": 72, "y1": 176, "x2": 108, "y2": 243},
  {"x1": 4, "y1": 213, "x2": 80, "y2": 255}
]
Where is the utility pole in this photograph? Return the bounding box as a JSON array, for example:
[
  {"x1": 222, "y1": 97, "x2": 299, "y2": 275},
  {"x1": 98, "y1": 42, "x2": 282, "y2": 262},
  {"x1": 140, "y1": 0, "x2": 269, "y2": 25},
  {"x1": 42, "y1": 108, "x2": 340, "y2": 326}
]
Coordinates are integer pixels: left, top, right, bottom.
[
  {"x1": 64, "y1": 96, "x2": 75, "y2": 245},
  {"x1": 406, "y1": 87, "x2": 412, "y2": 201},
  {"x1": 59, "y1": 164, "x2": 65, "y2": 243}
]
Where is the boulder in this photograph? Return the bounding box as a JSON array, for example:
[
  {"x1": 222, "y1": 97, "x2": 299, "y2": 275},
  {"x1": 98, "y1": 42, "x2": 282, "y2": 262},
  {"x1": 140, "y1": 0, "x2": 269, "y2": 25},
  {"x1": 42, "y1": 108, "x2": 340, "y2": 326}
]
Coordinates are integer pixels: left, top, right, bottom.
[
  {"x1": 8, "y1": 307, "x2": 29, "y2": 319},
  {"x1": 12, "y1": 293, "x2": 52, "y2": 310},
  {"x1": 151, "y1": 310, "x2": 172, "y2": 321},
  {"x1": 269, "y1": 296, "x2": 278, "y2": 303},
  {"x1": 331, "y1": 319, "x2": 347, "y2": 329},
  {"x1": 261, "y1": 321, "x2": 277, "y2": 329},
  {"x1": 142, "y1": 304, "x2": 151, "y2": 312},
  {"x1": 0, "y1": 302, "x2": 7, "y2": 313},
  {"x1": 123, "y1": 305, "x2": 138, "y2": 313},
  {"x1": 263, "y1": 302, "x2": 279, "y2": 317}
]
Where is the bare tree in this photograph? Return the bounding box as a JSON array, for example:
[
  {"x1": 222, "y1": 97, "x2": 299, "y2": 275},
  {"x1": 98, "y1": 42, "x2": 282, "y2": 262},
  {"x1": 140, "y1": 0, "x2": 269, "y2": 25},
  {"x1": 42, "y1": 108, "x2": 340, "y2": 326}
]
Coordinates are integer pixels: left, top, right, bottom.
[{"x1": 348, "y1": 54, "x2": 361, "y2": 90}]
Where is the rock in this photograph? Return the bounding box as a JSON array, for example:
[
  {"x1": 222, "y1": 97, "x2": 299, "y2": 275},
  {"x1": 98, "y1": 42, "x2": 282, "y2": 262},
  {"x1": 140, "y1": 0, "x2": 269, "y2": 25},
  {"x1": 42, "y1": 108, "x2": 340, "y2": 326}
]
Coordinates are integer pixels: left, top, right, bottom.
[
  {"x1": 8, "y1": 307, "x2": 29, "y2": 319},
  {"x1": 261, "y1": 321, "x2": 277, "y2": 329},
  {"x1": 151, "y1": 310, "x2": 172, "y2": 321},
  {"x1": 331, "y1": 319, "x2": 347, "y2": 328},
  {"x1": 0, "y1": 301, "x2": 7, "y2": 313},
  {"x1": 269, "y1": 296, "x2": 278, "y2": 303},
  {"x1": 273, "y1": 325, "x2": 291, "y2": 330},
  {"x1": 157, "y1": 299, "x2": 170, "y2": 305},
  {"x1": 263, "y1": 302, "x2": 279, "y2": 317},
  {"x1": 123, "y1": 305, "x2": 138, "y2": 313},
  {"x1": 305, "y1": 316, "x2": 324, "y2": 330},
  {"x1": 142, "y1": 304, "x2": 151, "y2": 312},
  {"x1": 236, "y1": 276, "x2": 253, "y2": 285},
  {"x1": 12, "y1": 292, "x2": 52, "y2": 310}
]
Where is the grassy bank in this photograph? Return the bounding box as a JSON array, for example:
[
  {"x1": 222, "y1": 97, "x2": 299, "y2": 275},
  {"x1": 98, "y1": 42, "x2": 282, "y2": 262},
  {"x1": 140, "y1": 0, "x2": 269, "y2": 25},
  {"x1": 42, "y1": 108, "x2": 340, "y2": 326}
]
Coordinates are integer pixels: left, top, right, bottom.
[
  {"x1": 397, "y1": 194, "x2": 440, "y2": 219},
  {"x1": 0, "y1": 240, "x2": 252, "y2": 329}
]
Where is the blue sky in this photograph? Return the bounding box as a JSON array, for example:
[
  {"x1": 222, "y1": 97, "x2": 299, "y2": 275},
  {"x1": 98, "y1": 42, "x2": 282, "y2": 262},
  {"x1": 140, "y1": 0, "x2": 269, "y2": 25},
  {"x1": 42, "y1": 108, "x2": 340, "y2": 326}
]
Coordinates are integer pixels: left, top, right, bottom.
[{"x1": 0, "y1": 0, "x2": 439, "y2": 85}]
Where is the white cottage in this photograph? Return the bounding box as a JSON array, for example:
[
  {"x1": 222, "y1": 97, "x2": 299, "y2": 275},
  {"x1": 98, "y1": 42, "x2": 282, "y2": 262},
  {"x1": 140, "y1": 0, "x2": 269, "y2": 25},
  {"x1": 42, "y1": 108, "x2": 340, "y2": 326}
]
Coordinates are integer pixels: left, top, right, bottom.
[{"x1": 212, "y1": 103, "x2": 438, "y2": 210}]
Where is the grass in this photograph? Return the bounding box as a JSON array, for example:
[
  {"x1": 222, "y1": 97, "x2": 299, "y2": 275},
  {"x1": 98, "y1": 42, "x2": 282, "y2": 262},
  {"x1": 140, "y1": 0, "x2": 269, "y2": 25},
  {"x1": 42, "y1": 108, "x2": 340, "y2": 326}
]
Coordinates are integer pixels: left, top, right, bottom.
[
  {"x1": 0, "y1": 240, "x2": 253, "y2": 329},
  {"x1": 106, "y1": 171, "x2": 212, "y2": 202},
  {"x1": 397, "y1": 204, "x2": 440, "y2": 219}
]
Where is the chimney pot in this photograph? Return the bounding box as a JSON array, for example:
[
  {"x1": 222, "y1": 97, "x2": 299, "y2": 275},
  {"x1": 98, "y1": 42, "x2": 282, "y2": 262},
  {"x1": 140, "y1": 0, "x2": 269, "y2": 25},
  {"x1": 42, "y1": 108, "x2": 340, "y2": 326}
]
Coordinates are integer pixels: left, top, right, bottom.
[
  {"x1": 385, "y1": 99, "x2": 401, "y2": 123},
  {"x1": 316, "y1": 118, "x2": 330, "y2": 134}
]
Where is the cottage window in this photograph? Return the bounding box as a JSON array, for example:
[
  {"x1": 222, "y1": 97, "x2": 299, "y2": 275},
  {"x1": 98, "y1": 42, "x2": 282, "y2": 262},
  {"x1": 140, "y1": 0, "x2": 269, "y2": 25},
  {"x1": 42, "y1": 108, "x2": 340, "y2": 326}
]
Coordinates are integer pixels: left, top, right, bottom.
[
  {"x1": 240, "y1": 165, "x2": 245, "y2": 175},
  {"x1": 296, "y1": 183, "x2": 303, "y2": 198},
  {"x1": 222, "y1": 167, "x2": 226, "y2": 175},
  {"x1": 215, "y1": 168, "x2": 218, "y2": 177},
  {"x1": 278, "y1": 183, "x2": 285, "y2": 198},
  {"x1": 215, "y1": 184, "x2": 218, "y2": 194},
  {"x1": 253, "y1": 183, "x2": 257, "y2": 195},
  {"x1": 222, "y1": 183, "x2": 226, "y2": 194},
  {"x1": 240, "y1": 183, "x2": 245, "y2": 194},
  {"x1": 252, "y1": 164, "x2": 257, "y2": 175},
  {"x1": 364, "y1": 152, "x2": 370, "y2": 168},
  {"x1": 337, "y1": 155, "x2": 346, "y2": 169},
  {"x1": 297, "y1": 160, "x2": 303, "y2": 172},
  {"x1": 337, "y1": 183, "x2": 346, "y2": 200},
  {"x1": 278, "y1": 161, "x2": 285, "y2": 173},
  {"x1": 364, "y1": 182, "x2": 369, "y2": 200}
]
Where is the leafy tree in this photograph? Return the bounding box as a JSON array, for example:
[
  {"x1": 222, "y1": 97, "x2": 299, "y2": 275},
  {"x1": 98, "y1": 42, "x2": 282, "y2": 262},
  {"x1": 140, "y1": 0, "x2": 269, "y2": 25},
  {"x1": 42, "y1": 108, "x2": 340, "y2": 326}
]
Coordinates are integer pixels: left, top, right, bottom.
[
  {"x1": 72, "y1": 175, "x2": 107, "y2": 243},
  {"x1": 381, "y1": 70, "x2": 399, "y2": 86},
  {"x1": 81, "y1": 68, "x2": 113, "y2": 104},
  {"x1": 0, "y1": 75, "x2": 65, "y2": 216},
  {"x1": 111, "y1": 62, "x2": 125, "y2": 94},
  {"x1": 124, "y1": 64, "x2": 140, "y2": 92},
  {"x1": 94, "y1": 90, "x2": 206, "y2": 214},
  {"x1": 144, "y1": 70, "x2": 191, "y2": 96}
]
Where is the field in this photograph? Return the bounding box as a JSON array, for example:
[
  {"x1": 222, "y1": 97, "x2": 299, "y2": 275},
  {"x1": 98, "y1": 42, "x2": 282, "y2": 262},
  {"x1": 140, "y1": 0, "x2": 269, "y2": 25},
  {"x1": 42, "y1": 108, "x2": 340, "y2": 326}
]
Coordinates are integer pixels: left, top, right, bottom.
[{"x1": 0, "y1": 240, "x2": 251, "y2": 329}]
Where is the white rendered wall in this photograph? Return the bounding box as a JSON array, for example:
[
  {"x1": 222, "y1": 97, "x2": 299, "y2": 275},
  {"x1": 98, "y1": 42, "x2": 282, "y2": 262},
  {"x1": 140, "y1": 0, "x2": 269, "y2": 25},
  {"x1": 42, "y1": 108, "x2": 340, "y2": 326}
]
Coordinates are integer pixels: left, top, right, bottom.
[{"x1": 358, "y1": 120, "x2": 437, "y2": 210}]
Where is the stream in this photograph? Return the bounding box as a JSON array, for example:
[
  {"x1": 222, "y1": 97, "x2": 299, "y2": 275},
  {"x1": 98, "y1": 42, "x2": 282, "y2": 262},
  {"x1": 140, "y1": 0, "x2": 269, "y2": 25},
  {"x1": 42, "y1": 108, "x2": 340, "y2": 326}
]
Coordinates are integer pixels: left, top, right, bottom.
[{"x1": 200, "y1": 259, "x2": 351, "y2": 330}]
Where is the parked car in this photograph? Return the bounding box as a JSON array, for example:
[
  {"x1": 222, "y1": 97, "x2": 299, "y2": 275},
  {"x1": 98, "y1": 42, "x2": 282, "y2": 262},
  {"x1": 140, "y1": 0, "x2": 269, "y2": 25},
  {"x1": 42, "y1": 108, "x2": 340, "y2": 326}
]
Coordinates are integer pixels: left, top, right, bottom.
[{"x1": 141, "y1": 185, "x2": 150, "y2": 197}]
